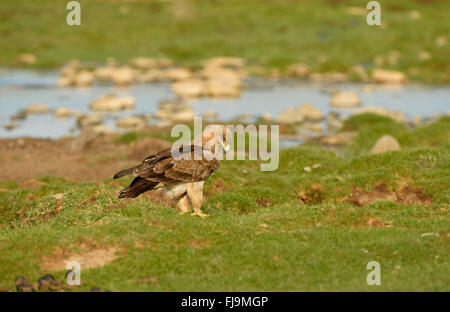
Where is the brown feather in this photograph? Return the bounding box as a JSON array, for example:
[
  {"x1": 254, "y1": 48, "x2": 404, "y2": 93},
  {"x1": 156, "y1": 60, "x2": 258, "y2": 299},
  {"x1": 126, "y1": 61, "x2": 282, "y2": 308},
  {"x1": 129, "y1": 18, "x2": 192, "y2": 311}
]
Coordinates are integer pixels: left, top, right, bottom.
[{"x1": 115, "y1": 145, "x2": 220, "y2": 198}]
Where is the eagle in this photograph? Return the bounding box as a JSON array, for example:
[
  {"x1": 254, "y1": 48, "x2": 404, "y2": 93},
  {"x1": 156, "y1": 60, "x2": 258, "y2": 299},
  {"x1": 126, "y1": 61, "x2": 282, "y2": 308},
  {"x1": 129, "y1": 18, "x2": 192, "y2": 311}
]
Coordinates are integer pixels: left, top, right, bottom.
[{"x1": 113, "y1": 125, "x2": 231, "y2": 218}]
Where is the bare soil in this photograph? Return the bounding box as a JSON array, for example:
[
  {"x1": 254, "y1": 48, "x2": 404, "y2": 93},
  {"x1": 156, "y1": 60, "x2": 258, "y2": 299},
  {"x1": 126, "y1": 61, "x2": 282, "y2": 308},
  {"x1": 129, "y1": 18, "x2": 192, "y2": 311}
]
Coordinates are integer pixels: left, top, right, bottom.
[
  {"x1": 0, "y1": 134, "x2": 170, "y2": 182},
  {"x1": 345, "y1": 182, "x2": 432, "y2": 207}
]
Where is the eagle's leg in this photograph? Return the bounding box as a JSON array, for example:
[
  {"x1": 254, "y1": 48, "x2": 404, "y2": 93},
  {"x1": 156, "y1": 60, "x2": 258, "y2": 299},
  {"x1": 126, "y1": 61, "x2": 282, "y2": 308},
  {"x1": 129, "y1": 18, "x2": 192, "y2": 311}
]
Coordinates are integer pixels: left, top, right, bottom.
[
  {"x1": 164, "y1": 184, "x2": 190, "y2": 214},
  {"x1": 176, "y1": 195, "x2": 190, "y2": 215},
  {"x1": 187, "y1": 181, "x2": 208, "y2": 218}
]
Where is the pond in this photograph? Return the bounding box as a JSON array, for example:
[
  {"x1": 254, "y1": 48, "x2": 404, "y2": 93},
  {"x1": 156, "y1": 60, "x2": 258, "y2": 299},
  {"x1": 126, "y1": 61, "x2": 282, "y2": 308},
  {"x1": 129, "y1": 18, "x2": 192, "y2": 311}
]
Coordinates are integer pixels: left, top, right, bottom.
[{"x1": 0, "y1": 69, "x2": 449, "y2": 139}]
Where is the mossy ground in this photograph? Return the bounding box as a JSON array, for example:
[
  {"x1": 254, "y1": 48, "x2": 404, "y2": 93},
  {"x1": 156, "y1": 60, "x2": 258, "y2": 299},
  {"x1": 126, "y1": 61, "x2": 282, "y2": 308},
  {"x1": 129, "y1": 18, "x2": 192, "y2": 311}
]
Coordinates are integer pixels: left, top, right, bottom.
[{"x1": 0, "y1": 115, "x2": 448, "y2": 291}]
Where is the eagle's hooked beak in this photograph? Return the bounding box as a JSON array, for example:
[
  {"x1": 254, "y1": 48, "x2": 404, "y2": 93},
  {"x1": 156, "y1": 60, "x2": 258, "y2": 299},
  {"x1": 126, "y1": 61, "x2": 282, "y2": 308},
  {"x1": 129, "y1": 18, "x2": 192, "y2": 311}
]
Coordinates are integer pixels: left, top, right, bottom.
[{"x1": 220, "y1": 141, "x2": 230, "y2": 153}]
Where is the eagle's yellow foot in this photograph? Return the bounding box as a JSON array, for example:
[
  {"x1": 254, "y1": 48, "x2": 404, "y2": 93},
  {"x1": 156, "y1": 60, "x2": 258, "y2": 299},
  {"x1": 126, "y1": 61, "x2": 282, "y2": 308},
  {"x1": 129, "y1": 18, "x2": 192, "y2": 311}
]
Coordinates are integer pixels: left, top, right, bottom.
[
  {"x1": 191, "y1": 211, "x2": 209, "y2": 218},
  {"x1": 179, "y1": 210, "x2": 190, "y2": 215}
]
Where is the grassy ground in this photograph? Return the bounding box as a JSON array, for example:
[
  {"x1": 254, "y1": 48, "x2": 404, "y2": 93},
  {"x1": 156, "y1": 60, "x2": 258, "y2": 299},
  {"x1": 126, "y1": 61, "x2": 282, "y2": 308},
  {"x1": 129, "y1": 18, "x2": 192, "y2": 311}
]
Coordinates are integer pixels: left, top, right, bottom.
[
  {"x1": 0, "y1": 0, "x2": 449, "y2": 83},
  {"x1": 0, "y1": 114, "x2": 449, "y2": 291}
]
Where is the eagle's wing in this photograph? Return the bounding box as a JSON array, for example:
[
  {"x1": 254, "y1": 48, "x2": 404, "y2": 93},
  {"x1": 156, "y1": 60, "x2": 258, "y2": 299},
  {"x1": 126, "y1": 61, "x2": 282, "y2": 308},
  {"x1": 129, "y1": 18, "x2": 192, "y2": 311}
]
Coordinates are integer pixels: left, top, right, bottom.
[
  {"x1": 116, "y1": 145, "x2": 220, "y2": 198},
  {"x1": 134, "y1": 145, "x2": 219, "y2": 183}
]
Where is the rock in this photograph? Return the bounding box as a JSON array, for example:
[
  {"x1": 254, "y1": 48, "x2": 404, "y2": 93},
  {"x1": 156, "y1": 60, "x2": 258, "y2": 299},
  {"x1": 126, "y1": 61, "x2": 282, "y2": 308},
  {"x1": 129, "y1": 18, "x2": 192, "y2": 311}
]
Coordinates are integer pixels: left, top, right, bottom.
[
  {"x1": 302, "y1": 122, "x2": 323, "y2": 134},
  {"x1": 129, "y1": 57, "x2": 157, "y2": 69},
  {"x1": 154, "y1": 100, "x2": 194, "y2": 122},
  {"x1": 110, "y1": 66, "x2": 135, "y2": 86},
  {"x1": 372, "y1": 69, "x2": 407, "y2": 84},
  {"x1": 90, "y1": 94, "x2": 135, "y2": 111},
  {"x1": 304, "y1": 166, "x2": 312, "y2": 172},
  {"x1": 164, "y1": 67, "x2": 192, "y2": 81},
  {"x1": 26, "y1": 103, "x2": 50, "y2": 114},
  {"x1": 56, "y1": 76, "x2": 73, "y2": 87},
  {"x1": 135, "y1": 70, "x2": 164, "y2": 83},
  {"x1": 354, "y1": 106, "x2": 405, "y2": 122},
  {"x1": 202, "y1": 57, "x2": 244, "y2": 69},
  {"x1": 156, "y1": 58, "x2": 173, "y2": 68},
  {"x1": 276, "y1": 107, "x2": 304, "y2": 124},
  {"x1": 15, "y1": 276, "x2": 35, "y2": 292},
  {"x1": 259, "y1": 112, "x2": 272, "y2": 123},
  {"x1": 320, "y1": 131, "x2": 357, "y2": 146},
  {"x1": 201, "y1": 67, "x2": 241, "y2": 80},
  {"x1": 234, "y1": 113, "x2": 253, "y2": 123},
  {"x1": 94, "y1": 66, "x2": 116, "y2": 80},
  {"x1": 17, "y1": 139, "x2": 26, "y2": 148},
  {"x1": 435, "y1": 36, "x2": 447, "y2": 47},
  {"x1": 409, "y1": 10, "x2": 421, "y2": 20},
  {"x1": 4, "y1": 122, "x2": 18, "y2": 130},
  {"x1": 345, "y1": 6, "x2": 366, "y2": 16},
  {"x1": 116, "y1": 117, "x2": 146, "y2": 130},
  {"x1": 286, "y1": 63, "x2": 310, "y2": 79},
  {"x1": 369, "y1": 135, "x2": 401, "y2": 154},
  {"x1": 330, "y1": 91, "x2": 361, "y2": 108},
  {"x1": 52, "y1": 193, "x2": 65, "y2": 200},
  {"x1": 37, "y1": 274, "x2": 56, "y2": 291},
  {"x1": 73, "y1": 70, "x2": 95, "y2": 87},
  {"x1": 310, "y1": 72, "x2": 348, "y2": 83},
  {"x1": 57, "y1": 61, "x2": 91, "y2": 87},
  {"x1": 418, "y1": 51, "x2": 431, "y2": 61},
  {"x1": 296, "y1": 103, "x2": 325, "y2": 121},
  {"x1": 205, "y1": 78, "x2": 241, "y2": 98},
  {"x1": 106, "y1": 57, "x2": 117, "y2": 67},
  {"x1": 16, "y1": 53, "x2": 36, "y2": 65},
  {"x1": 54, "y1": 107, "x2": 75, "y2": 118},
  {"x1": 70, "y1": 128, "x2": 99, "y2": 151},
  {"x1": 92, "y1": 124, "x2": 113, "y2": 135},
  {"x1": 120, "y1": 96, "x2": 136, "y2": 110},
  {"x1": 77, "y1": 112, "x2": 103, "y2": 128},
  {"x1": 11, "y1": 109, "x2": 27, "y2": 121},
  {"x1": 155, "y1": 119, "x2": 173, "y2": 128},
  {"x1": 171, "y1": 79, "x2": 205, "y2": 98},
  {"x1": 60, "y1": 60, "x2": 82, "y2": 76}
]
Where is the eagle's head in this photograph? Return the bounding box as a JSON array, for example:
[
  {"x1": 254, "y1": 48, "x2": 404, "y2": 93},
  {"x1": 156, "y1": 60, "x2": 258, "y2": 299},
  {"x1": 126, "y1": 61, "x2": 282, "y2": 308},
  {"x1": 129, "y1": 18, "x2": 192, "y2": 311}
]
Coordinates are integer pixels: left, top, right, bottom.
[{"x1": 201, "y1": 125, "x2": 233, "y2": 153}]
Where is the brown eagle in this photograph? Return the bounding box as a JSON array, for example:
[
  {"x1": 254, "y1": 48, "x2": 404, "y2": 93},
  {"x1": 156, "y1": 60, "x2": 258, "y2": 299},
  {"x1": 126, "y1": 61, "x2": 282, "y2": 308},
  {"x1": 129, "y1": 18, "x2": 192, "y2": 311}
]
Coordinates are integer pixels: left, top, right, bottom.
[{"x1": 113, "y1": 125, "x2": 231, "y2": 218}]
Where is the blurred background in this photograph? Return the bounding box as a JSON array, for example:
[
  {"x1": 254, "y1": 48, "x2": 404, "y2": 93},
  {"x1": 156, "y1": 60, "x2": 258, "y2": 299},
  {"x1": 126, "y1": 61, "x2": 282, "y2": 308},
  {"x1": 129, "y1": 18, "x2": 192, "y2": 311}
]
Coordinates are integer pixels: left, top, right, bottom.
[
  {"x1": 0, "y1": 0, "x2": 448, "y2": 139},
  {"x1": 0, "y1": 0, "x2": 449, "y2": 293}
]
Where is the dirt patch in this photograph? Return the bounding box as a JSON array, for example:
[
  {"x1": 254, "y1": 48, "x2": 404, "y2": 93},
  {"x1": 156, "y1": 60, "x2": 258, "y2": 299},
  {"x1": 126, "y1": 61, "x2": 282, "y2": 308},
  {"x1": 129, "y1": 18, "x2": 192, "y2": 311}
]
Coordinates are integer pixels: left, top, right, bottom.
[
  {"x1": 345, "y1": 182, "x2": 432, "y2": 207},
  {"x1": 41, "y1": 244, "x2": 121, "y2": 271},
  {"x1": 0, "y1": 134, "x2": 170, "y2": 182},
  {"x1": 298, "y1": 184, "x2": 323, "y2": 205},
  {"x1": 189, "y1": 239, "x2": 210, "y2": 248},
  {"x1": 18, "y1": 180, "x2": 44, "y2": 190}
]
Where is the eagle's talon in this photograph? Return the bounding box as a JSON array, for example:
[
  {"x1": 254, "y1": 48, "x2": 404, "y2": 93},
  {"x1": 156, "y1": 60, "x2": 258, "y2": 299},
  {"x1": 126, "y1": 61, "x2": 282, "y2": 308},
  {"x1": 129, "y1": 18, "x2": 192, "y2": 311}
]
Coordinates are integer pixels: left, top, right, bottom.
[
  {"x1": 191, "y1": 212, "x2": 209, "y2": 218},
  {"x1": 179, "y1": 210, "x2": 190, "y2": 215}
]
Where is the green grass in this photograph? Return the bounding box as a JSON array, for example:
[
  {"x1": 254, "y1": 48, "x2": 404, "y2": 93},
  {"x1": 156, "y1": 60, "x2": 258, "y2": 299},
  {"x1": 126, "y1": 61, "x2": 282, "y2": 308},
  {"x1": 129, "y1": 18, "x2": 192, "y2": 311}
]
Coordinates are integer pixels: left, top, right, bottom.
[
  {"x1": 342, "y1": 114, "x2": 450, "y2": 156},
  {"x1": 0, "y1": 0, "x2": 449, "y2": 83},
  {"x1": 0, "y1": 118, "x2": 449, "y2": 291}
]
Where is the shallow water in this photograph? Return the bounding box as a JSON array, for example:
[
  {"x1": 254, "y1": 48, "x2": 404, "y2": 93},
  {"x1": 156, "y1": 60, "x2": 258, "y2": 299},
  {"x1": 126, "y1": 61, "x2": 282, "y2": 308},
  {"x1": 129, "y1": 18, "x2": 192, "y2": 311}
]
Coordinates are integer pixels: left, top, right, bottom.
[{"x1": 0, "y1": 69, "x2": 449, "y2": 139}]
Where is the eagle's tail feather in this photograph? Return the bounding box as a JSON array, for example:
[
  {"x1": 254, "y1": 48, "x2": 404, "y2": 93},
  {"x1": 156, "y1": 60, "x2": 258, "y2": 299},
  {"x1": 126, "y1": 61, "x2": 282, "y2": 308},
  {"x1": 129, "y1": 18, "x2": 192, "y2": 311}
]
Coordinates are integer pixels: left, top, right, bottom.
[
  {"x1": 113, "y1": 167, "x2": 136, "y2": 179},
  {"x1": 118, "y1": 177, "x2": 157, "y2": 199}
]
